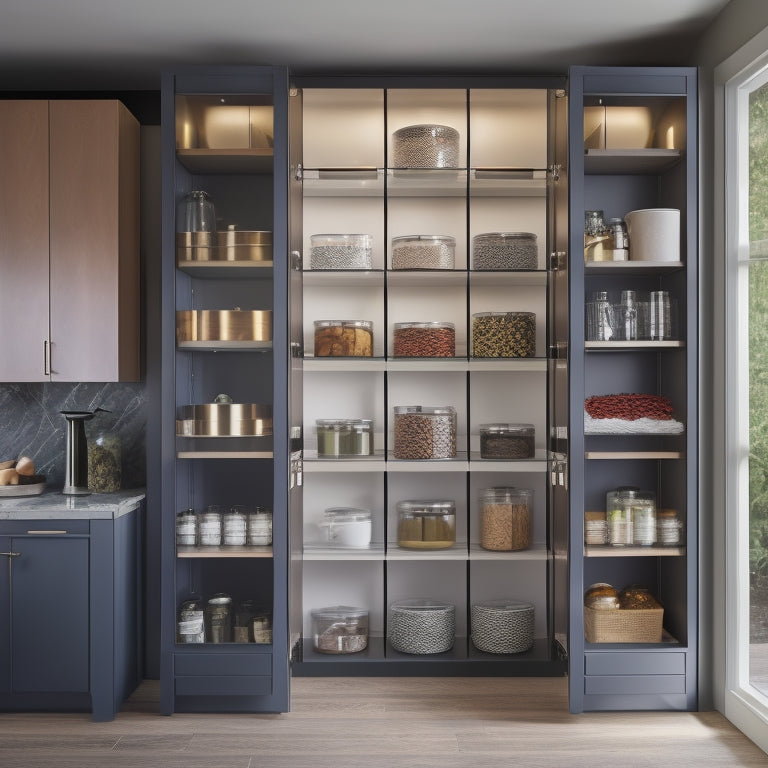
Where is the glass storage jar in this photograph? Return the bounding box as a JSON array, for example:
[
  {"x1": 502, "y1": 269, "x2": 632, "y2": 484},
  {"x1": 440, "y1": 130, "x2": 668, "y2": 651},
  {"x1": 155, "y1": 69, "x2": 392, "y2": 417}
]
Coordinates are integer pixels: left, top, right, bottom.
[
  {"x1": 313, "y1": 320, "x2": 373, "y2": 357},
  {"x1": 392, "y1": 321, "x2": 455, "y2": 357},
  {"x1": 472, "y1": 232, "x2": 538, "y2": 271},
  {"x1": 310, "y1": 234, "x2": 372, "y2": 270},
  {"x1": 393, "y1": 405, "x2": 457, "y2": 459},
  {"x1": 311, "y1": 606, "x2": 369, "y2": 654},
  {"x1": 223, "y1": 506, "x2": 248, "y2": 546},
  {"x1": 177, "y1": 189, "x2": 217, "y2": 242},
  {"x1": 396, "y1": 500, "x2": 456, "y2": 549},
  {"x1": 177, "y1": 598, "x2": 205, "y2": 643},
  {"x1": 584, "y1": 209, "x2": 610, "y2": 261},
  {"x1": 391, "y1": 235, "x2": 455, "y2": 270},
  {"x1": 199, "y1": 505, "x2": 222, "y2": 546},
  {"x1": 389, "y1": 599, "x2": 455, "y2": 654},
  {"x1": 584, "y1": 510, "x2": 608, "y2": 545},
  {"x1": 472, "y1": 311, "x2": 536, "y2": 357},
  {"x1": 175, "y1": 508, "x2": 197, "y2": 547},
  {"x1": 321, "y1": 507, "x2": 373, "y2": 548},
  {"x1": 234, "y1": 599, "x2": 257, "y2": 643},
  {"x1": 316, "y1": 418, "x2": 374, "y2": 457},
  {"x1": 605, "y1": 487, "x2": 636, "y2": 546},
  {"x1": 480, "y1": 487, "x2": 532, "y2": 551},
  {"x1": 87, "y1": 431, "x2": 121, "y2": 492},
  {"x1": 608, "y1": 217, "x2": 629, "y2": 260},
  {"x1": 392, "y1": 124, "x2": 460, "y2": 168},
  {"x1": 204, "y1": 593, "x2": 232, "y2": 643},
  {"x1": 657, "y1": 508, "x2": 683, "y2": 546},
  {"x1": 479, "y1": 423, "x2": 535, "y2": 459},
  {"x1": 248, "y1": 507, "x2": 272, "y2": 546}
]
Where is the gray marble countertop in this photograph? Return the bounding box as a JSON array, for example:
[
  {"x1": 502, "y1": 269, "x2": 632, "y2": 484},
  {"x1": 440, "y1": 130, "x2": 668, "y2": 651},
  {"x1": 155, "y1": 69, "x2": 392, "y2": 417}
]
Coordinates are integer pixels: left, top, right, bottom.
[{"x1": 0, "y1": 489, "x2": 146, "y2": 520}]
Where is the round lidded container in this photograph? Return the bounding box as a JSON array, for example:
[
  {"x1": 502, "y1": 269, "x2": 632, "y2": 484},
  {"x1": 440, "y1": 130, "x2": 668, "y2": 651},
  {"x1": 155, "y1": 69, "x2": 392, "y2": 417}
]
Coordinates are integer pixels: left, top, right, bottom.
[
  {"x1": 584, "y1": 583, "x2": 620, "y2": 610},
  {"x1": 310, "y1": 234, "x2": 373, "y2": 270},
  {"x1": 223, "y1": 506, "x2": 248, "y2": 546},
  {"x1": 472, "y1": 232, "x2": 538, "y2": 271},
  {"x1": 606, "y1": 487, "x2": 656, "y2": 546},
  {"x1": 314, "y1": 320, "x2": 373, "y2": 357},
  {"x1": 479, "y1": 423, "x2": 535, "y2": 459},
  {"x1": 205, "y1": 593, "x2": 233, "y2": 643},
  {"x1": 312, "y1": 606, "x2": 369, "y2": 654},
  {"x1": 471, "y1": 600, "x2": 535, "y2": 654},
  {"x1": 392, "y1": 124, "x2": 460, "y2": 168},
  {"x1": 584, "y1": 510, "x2": 608, "y2": 546},
  {"x1": 393, "y1": 405, "x2": 457, "y2": 460},
  {"x1": 393, "y1": 321, "x2": 455, "y2": 358},
  {"x1": 316, "y1": 418, "x2": 374, "y2": 457},
  {"x1": 389, "y1": 599, "x2": 455, "y2": 654},
  {"x1": 199, "y1": 506, "x2": 222, "y2": 546},
  {"x1": 176, "y1": 509, "x2": 197, "y2": 547},
  {"x1": 657, "y1": 509, "x2": 683, "y2": 546},
  {"x1": 321, "y1": 507, "x2": 372, "y2": 548},
  {"x1": 396, "y1": 500, "x2": 456, "y2": 549},
  {"x1": 248, "y1": 508, "x2": 272, "y2": 546},
  {"x1": 480, "y1": 487, "x2": 532, "y2": 551},
  {"x1": 472, "y1": 311, "x2": 536, "y2": 358},
  {"x1": 391, "y1": 235, "x2": 455, "y2": 270}
]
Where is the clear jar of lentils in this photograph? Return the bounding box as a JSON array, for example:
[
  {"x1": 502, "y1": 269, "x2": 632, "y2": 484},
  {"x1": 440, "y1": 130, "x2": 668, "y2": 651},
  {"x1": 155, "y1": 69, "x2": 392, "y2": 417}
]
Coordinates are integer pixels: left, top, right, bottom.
[
  {"x1": 391, "y1": 235, "x2": 455, "y2": 270},
  {"x1": 480, "y1": 487, "x2": 532, "y2": 551},
  {"x1": 479, "y1": 423, "x2": 535, "y2": 459},
  {"x1": 393, "y1": 322, "x2": 455, "y2": 357},
  {"x1": 310, "y1": 234, "x2": 372, "y2": 270},
  {"x1": 472, "y1": 232, "x2": 538, "y2": 271},
  {"x1": 472, "y1": 311, "x2": 536, "y2": 357},
  {"x1": 393, "y1": 405, "x2": 457, "y2": 459}
]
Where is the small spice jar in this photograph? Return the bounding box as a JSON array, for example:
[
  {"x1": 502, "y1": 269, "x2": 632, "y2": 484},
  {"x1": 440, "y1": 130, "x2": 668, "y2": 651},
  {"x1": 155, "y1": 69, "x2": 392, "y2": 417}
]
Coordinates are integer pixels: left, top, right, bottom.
[
  {"x1": 204, "y1": 593, "x2": 233, "y2": 643},
  {"x1": 397, "y1": 500, "x2": 456, "y2": 549},
  {"x1": 391, "y1": 235, "x2": 456, "y2": 270},
  {"x1": 657, "y1": 509, "x2": 683, "y2": 546},
  {"x1": 87, "y1": 431, "x2": 121, "y2": 492},
  {"x1": 198, "y1": 505, "x2": 222, "y2": 546},
  {"x1": 312, "y1": 606, "x2": 369, "y2": 654},
  {"x1": 393, "y1": 405, "x2": 457, "y2": 460},
  {"x1": 223, "y1": 506, "x2": 248, "y2": 546},
  {"x1": 175, "y1": 508, "x2": 197, "y2": 547},
  {"x1": 480, "y1": 487, "x2": 532, "y2": 551},
  {"x1": 479, "y1": 423, "x2": 535, "y2": 459},
  {"x1": 310, "y1": 234, "x2": 372, "y2": 270},
  {"x1": 472, "y1": 232, "x2": 538, "y2": 271},
  {"x1": 177, "y1": 598, "x2": 205, "y2": 643},
  {"x1": 313, "y1": 320, "x2": 373, "y2": 357},
  {"x1": 584, "y1": 510, "x2": 608, "y2": 545},
  {"x1": 248, "y1": 507, "x2": 273, "y2": 546},
  {"x1": 472, "y1": 311, "x2": 536, "y2": 357},
  {"x1": 393, "y1": 322, "x2": 455, "y2": 357},
  {"x1": 316, "y1": 418, "x2": 374, "y2": 457}
]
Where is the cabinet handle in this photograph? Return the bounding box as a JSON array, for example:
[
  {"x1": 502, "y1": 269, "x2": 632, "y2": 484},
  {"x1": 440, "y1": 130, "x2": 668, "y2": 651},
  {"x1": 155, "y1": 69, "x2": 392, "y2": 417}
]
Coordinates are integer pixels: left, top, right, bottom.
[
  {"x1": 0, "y1": 552, "x2": 21, "y2": 558},
  {"x1": 44, "y1": 339, "x2": 51, "y2": 376},
  {"x1": 26, "y1": 530, "x2": 67, "y2": 535}
]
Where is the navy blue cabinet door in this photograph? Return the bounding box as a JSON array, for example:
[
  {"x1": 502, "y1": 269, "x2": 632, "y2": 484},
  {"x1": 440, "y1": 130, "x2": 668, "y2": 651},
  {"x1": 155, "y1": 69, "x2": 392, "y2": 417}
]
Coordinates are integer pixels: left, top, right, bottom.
[
  {"x1": 0, "y1": 537, "x2": 10, "y2": 692},
  {"x1": 11, "y1": 536, "x2": 89, "y2": 692}
]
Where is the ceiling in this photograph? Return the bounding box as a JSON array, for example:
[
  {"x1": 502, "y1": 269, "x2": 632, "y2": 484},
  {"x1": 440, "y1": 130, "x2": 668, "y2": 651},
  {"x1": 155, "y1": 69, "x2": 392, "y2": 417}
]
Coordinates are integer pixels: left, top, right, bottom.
[{"x1": 0, "y1": 0, "x2": 731, "y2": 92}]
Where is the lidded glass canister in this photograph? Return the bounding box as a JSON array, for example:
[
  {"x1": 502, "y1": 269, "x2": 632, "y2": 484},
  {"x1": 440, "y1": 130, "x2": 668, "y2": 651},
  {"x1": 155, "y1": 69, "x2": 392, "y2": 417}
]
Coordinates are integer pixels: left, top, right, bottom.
[
  {"x1": 396, "y1": 499, "x2": 456, "y2": 549},
  {"x1": 584, "y1": 209, "x2": 610, "y2": 261},
  {"x1": 204, "y1": 593, "x2": 232, "y2": 643},
  {"x1": 313, "y1": 320, "x2": 373, "y2": 357},
  {"x1": 606, "y1": 487, "x2": 656, "y2": 546},
  {"x1": 479, "y1": 423, "x2": 535, "y2": 459},
  {"x1": 393, "y1": 321, "x2": 455, "y2": 357},
  {"x1": 176, "y1": 508, "x2": 197, "y2": 547},
  {"x1": 248, "y1": 507, "x2": 273, "y2": 546},
  {"x1": 199, "y1": 505, "x2": 222, "y2": 546},
  {"x1": 177, "y1": 597, "x2": 205, "y2": 643},
  {"x1": 316, "y1": 418, "x2": 374, "y2": 457},
  {"x1": 87, "y1": 431, "x2": 121, "y2": 492},
  {"x1": 480, "y1": 487, "x2": 532, "y2": 551},
  {"x1": 393, "y1": 405, "x2": 457, "y2": 459},
  {"x1": 223, "y1": 506, "x2": 248, "y2": 546}
]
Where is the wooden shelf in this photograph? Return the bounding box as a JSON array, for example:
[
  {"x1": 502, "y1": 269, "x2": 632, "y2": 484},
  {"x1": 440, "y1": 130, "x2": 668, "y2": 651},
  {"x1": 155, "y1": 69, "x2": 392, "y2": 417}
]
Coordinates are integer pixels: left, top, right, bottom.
[
  {"x1": 177, "y1": 261, "x2": 273, "y2": 279},
  {"x1": 177, "y1": 451, "x2": 274, "y2": 459},
  {"x1": 585, "y1": 260, "x2": 684, "y2": 275},
  {"x1": 584, "y1": 148, "x2": 682, "y2": 174},
  {"x1": 585, "y1": 451, "x2": 683, "y2": 460},
  {"x1": 176, "y1": 148, "x2": 273, "y2": 174},
  {"x1": 584, "y1": 545, "x2": 685, "y2": 557},
  {"x1": 177, "y1": 340, "x2": 272, "y2": 351},
  {"x1": 585, "y1": 340, "x2": 684, "y2": 350},
  {"x1": 177, "y1": 545, "x2": 273, "y2": 558}
]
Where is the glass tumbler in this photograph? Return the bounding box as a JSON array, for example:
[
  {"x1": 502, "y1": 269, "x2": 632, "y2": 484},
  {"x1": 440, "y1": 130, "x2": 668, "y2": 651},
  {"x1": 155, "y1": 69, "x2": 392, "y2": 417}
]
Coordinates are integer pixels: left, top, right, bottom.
[
  {"x1": 585, "y1": 291, "x2": 614, "y2": 341},
  {"x1": 648, "y1": 290, "x2": 677, "y2": 340}
]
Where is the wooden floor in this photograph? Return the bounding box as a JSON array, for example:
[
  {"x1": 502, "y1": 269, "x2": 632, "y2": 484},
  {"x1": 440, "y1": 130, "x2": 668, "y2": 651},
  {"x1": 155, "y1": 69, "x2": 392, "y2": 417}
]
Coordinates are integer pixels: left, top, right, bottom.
[{"x1": 0, "y1": 677, "x2": 766, "y2": 767}]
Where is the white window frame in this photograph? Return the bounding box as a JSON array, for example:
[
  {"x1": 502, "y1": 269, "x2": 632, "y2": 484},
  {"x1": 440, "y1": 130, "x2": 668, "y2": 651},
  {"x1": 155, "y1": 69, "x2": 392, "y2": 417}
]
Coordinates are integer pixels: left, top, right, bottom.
[{"x1": 717, "y1": 29, "x2": 768, "y2": 753}]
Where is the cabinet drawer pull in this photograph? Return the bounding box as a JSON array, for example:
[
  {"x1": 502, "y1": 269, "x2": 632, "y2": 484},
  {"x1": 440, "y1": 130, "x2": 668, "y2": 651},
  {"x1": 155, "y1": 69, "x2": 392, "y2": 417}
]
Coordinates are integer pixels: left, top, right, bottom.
[
  {"x1": 44, "y1": 339, "x2": 51, "y2": 376},
  {"x1": 26, "y1": 530, "x2": 68, "y2": 535},
  {"x1": 0, "y1": 551, "x2": 21, "y2": 557}
]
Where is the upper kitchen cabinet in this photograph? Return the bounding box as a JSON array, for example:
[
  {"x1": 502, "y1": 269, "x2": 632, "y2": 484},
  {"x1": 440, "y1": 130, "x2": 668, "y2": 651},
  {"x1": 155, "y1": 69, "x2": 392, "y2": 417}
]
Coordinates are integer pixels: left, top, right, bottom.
[{"x1": 0, "y1": 100, "x2": 140, "y2": 383}]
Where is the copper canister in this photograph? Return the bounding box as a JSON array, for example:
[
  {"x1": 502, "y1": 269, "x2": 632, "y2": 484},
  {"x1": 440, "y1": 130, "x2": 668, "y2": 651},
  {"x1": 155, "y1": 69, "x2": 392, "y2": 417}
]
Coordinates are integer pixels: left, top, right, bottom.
[
  {"x1": 176, "y1": 402, "x2": 273, "y2": 437},
  {"x1": 176, "y1": 310, "x2": 272, "y2": 343}
]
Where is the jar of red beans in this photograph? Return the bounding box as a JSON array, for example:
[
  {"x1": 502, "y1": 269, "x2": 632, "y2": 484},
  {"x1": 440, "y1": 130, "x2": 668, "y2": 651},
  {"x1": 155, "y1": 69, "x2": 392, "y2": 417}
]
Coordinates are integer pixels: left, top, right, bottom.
[{"x1": 393, "y1": 321, "x2": 455, "y2": 357}]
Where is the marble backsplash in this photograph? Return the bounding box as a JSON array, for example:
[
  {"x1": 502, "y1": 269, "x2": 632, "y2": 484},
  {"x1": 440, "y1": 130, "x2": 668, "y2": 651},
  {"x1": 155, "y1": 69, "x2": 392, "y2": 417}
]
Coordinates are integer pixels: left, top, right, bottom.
[{"x1": 0, "y1": 383, "x2": 146, "y2": 491}]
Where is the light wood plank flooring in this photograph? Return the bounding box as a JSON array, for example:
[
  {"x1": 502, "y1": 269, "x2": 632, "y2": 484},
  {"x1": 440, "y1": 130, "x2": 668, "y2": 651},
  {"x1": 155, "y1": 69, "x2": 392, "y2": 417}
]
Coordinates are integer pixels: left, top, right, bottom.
[{"x1": 0, "y1": 677, "x2": 766, "y2": 767}]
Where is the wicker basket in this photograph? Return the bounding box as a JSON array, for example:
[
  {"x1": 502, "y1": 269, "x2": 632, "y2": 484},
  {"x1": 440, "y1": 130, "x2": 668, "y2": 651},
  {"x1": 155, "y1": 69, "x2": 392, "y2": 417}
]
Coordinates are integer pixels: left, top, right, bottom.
[{"x1": 584, "y1": 605, "x2": 663, "y2": 643}]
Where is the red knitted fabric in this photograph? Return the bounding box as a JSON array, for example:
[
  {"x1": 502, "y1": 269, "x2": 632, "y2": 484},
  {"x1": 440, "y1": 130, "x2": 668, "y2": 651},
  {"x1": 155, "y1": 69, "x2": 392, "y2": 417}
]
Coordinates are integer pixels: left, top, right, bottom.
[{"x1": 584, "y1": 394, "x2": 675, "y2": 421}]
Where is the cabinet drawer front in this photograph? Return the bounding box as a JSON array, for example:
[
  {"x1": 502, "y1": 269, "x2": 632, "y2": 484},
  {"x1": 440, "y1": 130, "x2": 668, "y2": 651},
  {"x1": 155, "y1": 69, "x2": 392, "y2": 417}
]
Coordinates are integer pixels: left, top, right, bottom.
[
  {"x1": 175, "y1": 653, "x2": 271, "y2": 677},
  {"x1": 585, "y1": 674, "x2": 686, "y2": 696},
  {"x1": 175, "y1": 675, "x2": 272, "y2": 698},
  {"x1": 2, "y1": 521, "x2": 90, "y2": 535},
  {"x1": 585, "y1": 651, "x2": 686, "y2": 677}
]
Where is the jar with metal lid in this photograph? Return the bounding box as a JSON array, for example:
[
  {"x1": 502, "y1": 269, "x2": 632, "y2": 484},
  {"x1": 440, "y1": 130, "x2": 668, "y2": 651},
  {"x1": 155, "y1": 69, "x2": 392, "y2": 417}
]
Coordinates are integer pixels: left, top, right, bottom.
[
  {"x1": 608, "y1": 217, "x2": 629, "y2": 260},
  {"x1": 472, "y1": 311, "x2": 536, "y2": 358},
  {"x1": 223, "y1": 506, "x2": 248, "y2": 546},
  {"x1": 310, "y1": 234, "x2": 373, "y2": 270},
  {"x1": 480, "y1": 487, "x2": 532, "y2": 551},
  {"x1": 312, "y1": 606, "x2": 369, "y2": 654},
  {"x1": 316, "y1": 418, "x2": 374, "y2": 457},
  {"x1": 87, "y1": 431, "x2": 121, "y2": 492},
  {"x1": 313, "y1": 320, "x2": 373, "y2": 357},
  {"x1": 321, "y1": 507, "x2": 372, "y2": 548},
  {"x1": 204, "y1": 593, "x2": 232, "y2": 643},
  {"x1": 657, "y1": 509, "x2": 683, "y2": 546},
  {"x1": 177, "y1": 598, "x2": 205, "y2": 643},
  {"x1": 605, "y1": 487, "x2": 636, "y2": 546},
  {"x1": 176, "y1": 508, "x2": 197, "y2": 547},
  {"x1": 631, "y1": 491, "x2": 657, "y2": 546},
  {"x1": 393, "y1": 405, "x2": 457, "y2": 459},
  {"x1": 389, "y1": 599, "x2": 455, "y2": 654},
  {"x1": 199, "y1": 505, "x2": 222, "y2": 546},
  {"x1": 391, "y1": 235, "x2": 455, "y2": 270},
  {"x1": 396, "y1": 500, "x2": 456, "y2": 549},
  {"x1": 248, "y1": 507, "x2": 272, "y2": 546},
  {"x1": 392, "y1": 124, "x2": 460, "y2": 168},
  {"x1": 252, "y1": 610, "x2": 272, "y2": 644},
  {"x1": 584, "y1": 510, "x2": 608, "y2": 545},
  {"x1": 479, "y1": 423, "x2": 535, "y2": 459},
  {"x1": 471, "y1": 600, "x2": 535, "y2": 654},
  {"x1": 472, "y1": 232, "x2": 538, "y2": 271},
  {"x1": 393, "y1": 321, "x2": 455, "y2": 357},
  {"x1": 584, "y1": 209, "x2": 610, "y2": 261}
]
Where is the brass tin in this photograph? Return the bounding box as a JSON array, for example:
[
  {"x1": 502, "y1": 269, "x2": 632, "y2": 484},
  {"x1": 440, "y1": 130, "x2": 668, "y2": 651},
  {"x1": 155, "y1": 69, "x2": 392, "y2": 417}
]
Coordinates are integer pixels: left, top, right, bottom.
[
  {"x1": 176, "y1": 403, "x2": 273, "y2": 437},
  {"x1": 176, "y1": 310, "x2": 272, "y2": 342},
  {"x1": 176, "y1": 229, "x2": 272, "y2": 263}
]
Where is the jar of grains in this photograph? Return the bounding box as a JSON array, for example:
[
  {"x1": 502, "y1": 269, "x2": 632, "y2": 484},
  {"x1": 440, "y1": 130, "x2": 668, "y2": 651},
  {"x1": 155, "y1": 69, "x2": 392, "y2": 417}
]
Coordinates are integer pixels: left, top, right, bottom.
[
  {"x1": 393, "y1": 322, "x2": 455, "y2": 357},
  {"x1": 316, "y1": 419, "x2": 374, "y2": 457},
  {"x1": 312, "y1": 606, "x2": 369, "y2": 654},
  {"x1": 313, "y1": 320, "x2": 373, "y2": 357},
  {"x1": 472, "y1": 311, "x2": 536, "y2": 357},
  {"x1": 480, "y1": 487, "x2": 532, "y2": 551},
  {"x1": 393, "y1": 405, "x2": 457, "y2": 459},
  {"x1": 397, "y1": 500, "x2": 456, "y2": 549},
  {"x1": 479, "y1": 423, "x2": 535, "y2": 459},
  {"x1": 176, "y1": 508, "x2": 197, "y2": 547},
  {"x1": 472, "y1": 232, "x2": 538, "y2": 271},
  {"x1": 309, "y1": 234, "x2": 372, "y2": 270},
  {"x1": 391, "y1": 235, "x2": 455, "y2": 270}
]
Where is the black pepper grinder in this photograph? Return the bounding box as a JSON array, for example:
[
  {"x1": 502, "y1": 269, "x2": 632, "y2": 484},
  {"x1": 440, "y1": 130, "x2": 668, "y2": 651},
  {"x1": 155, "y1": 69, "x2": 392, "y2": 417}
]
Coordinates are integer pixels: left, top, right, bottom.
[{"x1": 60, "y1": 408, "x2": 109, "y2": 495}]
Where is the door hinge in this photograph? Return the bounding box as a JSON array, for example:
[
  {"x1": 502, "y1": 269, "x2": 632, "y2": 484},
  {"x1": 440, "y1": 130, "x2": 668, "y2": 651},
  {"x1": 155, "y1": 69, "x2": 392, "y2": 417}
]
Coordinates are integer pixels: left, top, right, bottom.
[
  {"x1": 548, "y1": 341, "x2": 568, "y2": 360},
  {"x1": 293, "y1": 163, "x2": 303, "y2": 182},
  {"x1": 549, "y1": 250, "x2": 566, "y2": 270},
  {"x1": 548, "y1": 163, "x2": 561, "y2": 182}
]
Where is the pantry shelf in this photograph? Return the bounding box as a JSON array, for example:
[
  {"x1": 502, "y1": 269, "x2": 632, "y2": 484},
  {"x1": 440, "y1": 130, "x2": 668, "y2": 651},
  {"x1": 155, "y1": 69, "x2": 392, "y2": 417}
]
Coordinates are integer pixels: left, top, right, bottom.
[
  {"x1": 176, "y1": 545, "x2": 274, "y2": 558},
  {"x1": 176, "y1": 261, "x2": 274, "y2": 279},
  {"x1": 584, "y1": 545, "x2": 685, "y2": 557},
  {"x1": 176, "y1": 147, "x2": 274, "y2": 174}
]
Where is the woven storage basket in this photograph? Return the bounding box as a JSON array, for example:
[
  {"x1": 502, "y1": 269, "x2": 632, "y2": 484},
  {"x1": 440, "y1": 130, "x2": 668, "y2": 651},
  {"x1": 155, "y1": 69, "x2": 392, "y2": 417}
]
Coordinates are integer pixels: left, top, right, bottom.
[{"x1": 584, "y1": 605, "x2": 663, "y2": 643}]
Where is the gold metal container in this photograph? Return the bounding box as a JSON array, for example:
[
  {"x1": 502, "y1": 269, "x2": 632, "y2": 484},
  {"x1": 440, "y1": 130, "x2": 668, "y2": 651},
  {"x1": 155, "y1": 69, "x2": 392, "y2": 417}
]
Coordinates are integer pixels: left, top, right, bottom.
[
  {"x1": 176, "y1": 402, "x2": 273, "y2": 437},
  {"x1": 176, "y1": 310, "x2": 272, "y2": 343},
  {"x1": 176, "y1": 228, "x2": 272, "y2": 263}
]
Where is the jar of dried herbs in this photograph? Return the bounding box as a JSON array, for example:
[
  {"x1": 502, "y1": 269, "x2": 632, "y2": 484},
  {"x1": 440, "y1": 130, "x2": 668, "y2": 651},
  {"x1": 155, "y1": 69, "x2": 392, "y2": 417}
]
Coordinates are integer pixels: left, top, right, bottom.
[
  {"x1": 396, "y1": 500, "x2": 456, "y2": 549},
  {"x1": 88, "y1": 431, "x2": 121, "y2": 493}
]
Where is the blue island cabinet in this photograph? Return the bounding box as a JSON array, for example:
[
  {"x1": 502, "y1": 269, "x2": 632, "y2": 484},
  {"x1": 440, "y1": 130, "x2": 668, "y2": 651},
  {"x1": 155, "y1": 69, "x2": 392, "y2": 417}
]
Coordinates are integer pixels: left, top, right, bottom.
[{"x1": 0, "y1": 495, "x2": 144, "y2": 721}]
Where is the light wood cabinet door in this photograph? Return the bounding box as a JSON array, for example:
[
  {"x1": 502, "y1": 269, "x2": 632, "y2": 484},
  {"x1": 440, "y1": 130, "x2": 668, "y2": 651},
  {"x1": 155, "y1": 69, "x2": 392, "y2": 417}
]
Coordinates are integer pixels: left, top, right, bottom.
[
  {"x1": 49, "y1": 100, "x2": 140, "y2": 382},
  {"x1": 0, "y1": 101, "x2": 50, "y2": 381}
]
